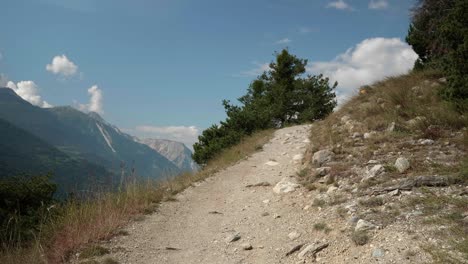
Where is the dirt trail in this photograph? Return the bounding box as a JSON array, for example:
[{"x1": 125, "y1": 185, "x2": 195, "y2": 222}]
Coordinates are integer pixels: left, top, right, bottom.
[
  {"x1": 105, "y1": 125, "x2": 315, "y2": 263},
  {"x1": 100, "y1": 124, "x2": 433, "y2": 264}
]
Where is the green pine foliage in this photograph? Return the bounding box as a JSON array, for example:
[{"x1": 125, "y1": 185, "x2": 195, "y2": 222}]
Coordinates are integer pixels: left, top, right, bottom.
[
  {"x1": 193, "y1": 50, "x2": 337, "y2": 164},
  {"x1": 406, "y1": 0, "x2": 468, "y2": 111}
]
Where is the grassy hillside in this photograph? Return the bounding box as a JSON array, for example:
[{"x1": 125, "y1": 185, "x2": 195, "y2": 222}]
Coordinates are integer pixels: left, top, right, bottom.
[{"x1": 301, "y1": 70, "x2": 467, "y2": 263}]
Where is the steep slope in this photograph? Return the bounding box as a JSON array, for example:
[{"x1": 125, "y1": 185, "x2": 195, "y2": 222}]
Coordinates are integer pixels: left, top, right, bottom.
[
  {"x1": 0, "y1": 118, "x2": 113, "y2": 195},
  {"x1": 0, "y1": 87, "x2": 180, "y2": 182},
  {"x1": 138, "y1": 138, "x2": 199, "y2": 172}
]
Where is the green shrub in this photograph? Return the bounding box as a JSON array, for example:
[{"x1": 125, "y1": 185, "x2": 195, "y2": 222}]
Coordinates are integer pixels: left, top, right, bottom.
[{"x1": 0, "y1": 174, "x2": 56, "y2": 247}]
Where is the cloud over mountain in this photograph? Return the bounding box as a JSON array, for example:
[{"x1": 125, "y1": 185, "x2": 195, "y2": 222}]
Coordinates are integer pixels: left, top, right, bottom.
[
  {"x1": 6, "y1": 80, "x2": 52, "y2": 108},
  {"x1": 77, "y1": 85, "x2": 104, "y2": 114}
]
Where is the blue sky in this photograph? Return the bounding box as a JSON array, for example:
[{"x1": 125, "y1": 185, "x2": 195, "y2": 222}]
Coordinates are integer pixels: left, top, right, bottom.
[{"x1": 0, "y1": 0, "x2": 418, "y2": 147}]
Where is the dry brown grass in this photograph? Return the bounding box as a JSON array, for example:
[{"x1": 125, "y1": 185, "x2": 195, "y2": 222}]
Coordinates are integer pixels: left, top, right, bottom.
[{"x1": 0, "y1": 129, "x2": 274, "y2": 264}]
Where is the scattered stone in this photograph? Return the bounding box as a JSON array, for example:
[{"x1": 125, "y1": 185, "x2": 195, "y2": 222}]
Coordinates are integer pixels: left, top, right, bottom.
[
  {"x1": 351, "y1": 132, "x2": 362, "y2": 139},
  {"x1": 208, "y1": 211, "x2": 223, "y2": 215},
  {"x1": 263, "y1": 199, "x2": 270, "y2": 204},
  {"x1": 286, "y1": 243, "x2": 305, "y2": 256},
  {"x1": 241, "y1": 242, "x2": 253, "y2": 250},
  {"x1": 349, "y1": 215, "x2": 360, "y2": 223},
  {"x1": 372, "y1": 248, "x2": 385, "y2": 258},
  {"x1": 273, "y1": 178, "x2": 300, "y2": 194},
  {"x1": 312, "y1": 149, "x2": 334, "y2": 166},
  {"x1": 438, "y1": 77, "x2": 447, "y2": 83},
  {"x1": 288, "y1": 231, "x2": 301, "y2": 240},
  {"x1": 387, "y1": 122, "x2": 396, "y2": 132},
  {"x1": 419, "y1": 139, "x2": 435, "y2": 145},
  {"x1": 226, "y1": 233, "x2": 241, "y2": 243},
  {"x1": 265, "y1": 161, "x2": 279, "y2": 166},
  {"x1": 355, "y1": 219, "x2": 376, "y2": 232},
  {"x1": 367, "y1": 160, "x2": 379, "y2": 164},
  {"x1": 407, "y1": 116, "x2": 425, "y2": 127},
  {"x1": 246, "y1": 182, "x2": 271, "y2": 188},
  {"x1": 388, "y1": 189, "x2": 400, "y2": 196},
  {"x1": 303, "y1": 138, "x2": 311, "y2": 143},
  {"x1": 365, "y1": 165, "x2": 385, "y2": 179},
  {"x1": 363, "y1": 132, "x2": 376, "y2": 139},
  {"x1": 293, "y1": 154, "x2": 304, "y2": 161},
  {"x1": 341, "y1": 115, "x2": 351, "y2": 124},
  {"x1": 261, "y1": 212, "x2": 270, "y2": 217},
  {"x1": 315, "y1": 167, "x2": 331, "y2": 177},
  {"x1": 376, "y1": 98, "x2": 385, "y2": 104},
  {"x1": 327, "y1": 186, "x2": 338, "y2": 193},
  {"x1": 395, "y1": 157, "x2": 410, "y2": 173},
  {"x1": 298, "y1": 243, "x2": 329, "y2": 259}
]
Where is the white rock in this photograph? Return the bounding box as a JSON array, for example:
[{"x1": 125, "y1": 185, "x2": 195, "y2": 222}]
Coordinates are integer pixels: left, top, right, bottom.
[
  {"x1": 273, "y1": 178, "x2": 300, "y2": 194},
  {"x1": 395, "y1": 157, "x2": 410, "y2": 173},
  {"x1": 365, "y1": 165, "x2": 385, "y2": 179},
  {"x1": 226, "y1": 233, "x2": 241, "y2": 243},
  {"x1": 265, "y1": 161, "x2": 279, "y2": 166},
  {"x1": 351, "y1": 132, "x2": 362, "y2": 139},
  {"x1": 419, "y1": 139, "x2": 434, "y2": 145},
  {"x1": 387, "y1": 122, "x2": 396, "y2": 132},
  {"x1": 241, "y1": 242, "x2": 253, "y2": 250},
  {"x1": 355, "y1": 219, "x2": 376, "y2": 232},
  {"x1": 288, "y1": 231, "x2": 301, "y2": 240},
  {"x1": 293, "y1": 154, "x2": 303, "y2": 161},
  {"x1": 341, "y1": 115, "x2": 351, "y2": 124},
  {"x1": 364, "y1": 131, "x2": 377, "y2": 139},
  {"x1": 327, "y1": 186, "x2": 338, "y2": 193},
  {"x1": 298, "y1": 244, "x2": 316, "y2": 259},
  {"x1": 303, "y1": 138, "x2": 311, "y2": 143},
  {"x1": 312, "y1": 149, "x2": 334, "y2": 166}
]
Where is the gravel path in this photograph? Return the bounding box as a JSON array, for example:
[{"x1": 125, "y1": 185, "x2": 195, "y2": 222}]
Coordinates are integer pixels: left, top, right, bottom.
[{"x1": 105, "y1": 125, "x2": 314, "y2": 264}]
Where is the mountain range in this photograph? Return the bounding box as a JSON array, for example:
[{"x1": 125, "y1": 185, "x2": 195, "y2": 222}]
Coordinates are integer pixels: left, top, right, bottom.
[{"x1": 0, "y1": 87, "x2": 198, "y2": 194}]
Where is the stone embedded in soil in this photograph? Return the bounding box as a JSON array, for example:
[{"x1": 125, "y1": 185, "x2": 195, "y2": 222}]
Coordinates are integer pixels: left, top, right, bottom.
[
  {"x1": 364, "y1": 164, "x2": 385, "y2": 179},
  {"x1": 265, "y1": 161, "x2": 280, "y2": 166},
  {"x1": 355, "y1": 219, "x2": 377, "y2": 232},
  {"x1": 395, "y1": 157, "x2": 410, "y2": 173},
  {"x1": 312, "y1": 149, "x2": 334, "y2": 166},
  {"x1": 241, "y1": 242, "x2": 253, "y2": 250},
  {"x1": 298, "y1": 244, "x2": 316, "y2": 259},
  {"x1": 288, "y1": 231, "x2": 301, "y2": 240},
  {"x1": 372, "y1": 248, "x2": 385, "y2": 258},
  {"x1": 273, "y1": 178, "x2": 300, "y2": 194},
  {"x1": 226, "y1": 233, "x2": 241, "y2": 243}
]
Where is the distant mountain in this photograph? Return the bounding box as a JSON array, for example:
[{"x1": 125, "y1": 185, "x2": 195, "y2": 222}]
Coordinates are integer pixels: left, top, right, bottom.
[
  {"x1": 0, "y1": 87, "x2": 181, "y2": 190},
  {"x1": 0, "y1": 117, "x2": 113, "y2": 195},
  {"x1": 138, "y1": 138, "x2": 199, "y2": 173}
]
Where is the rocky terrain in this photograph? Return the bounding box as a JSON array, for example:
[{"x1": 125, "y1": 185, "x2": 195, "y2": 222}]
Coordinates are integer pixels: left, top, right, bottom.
[{"x1": 75, "y1": 73, "x2": 467, "y2": 264}]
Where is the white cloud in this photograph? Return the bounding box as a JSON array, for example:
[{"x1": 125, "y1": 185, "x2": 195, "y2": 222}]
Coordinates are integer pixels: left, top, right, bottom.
[
  {"x1": 46, "y1": 54, "x2": 78, "y2": 77},
  {"x1": 238, "y1": 62, "x2": 271, "y2": 77},
  {"x1": 308, "y1": 37, "x2": 418, "y2": 103},
  {"x1": 6, "y1": 80, "x2": 52, "y2": 108},
  {"x1": 275, "y1": 38, "x2": 292, "y2": 44},
  {"x1": 77, "y1": 85, "x2": 104, "y2": 114},
  {"x1": 134, "y1": 125, "x2": 200, "y2": 148},
  {"x1": 369, "y1": 0, "x2": 388, "y2": 10},
  {"x1": 327, "y1": 0, "x2": 353, "y2": 10}
]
